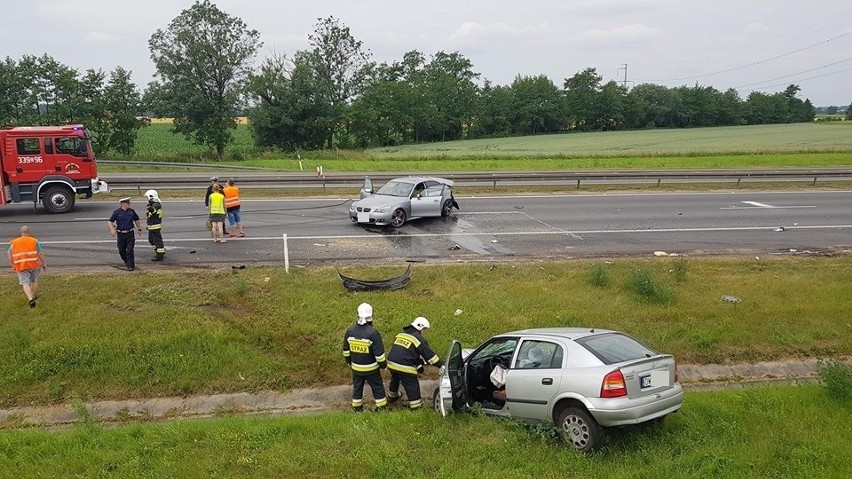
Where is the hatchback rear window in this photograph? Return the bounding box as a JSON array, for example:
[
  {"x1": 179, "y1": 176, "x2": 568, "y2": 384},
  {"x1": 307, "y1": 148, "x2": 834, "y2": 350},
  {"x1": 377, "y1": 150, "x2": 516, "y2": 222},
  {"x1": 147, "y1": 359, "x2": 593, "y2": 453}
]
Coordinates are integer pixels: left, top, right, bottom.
[{"x1": 575, "y1": 333, "x2": 657, "y2": 365}]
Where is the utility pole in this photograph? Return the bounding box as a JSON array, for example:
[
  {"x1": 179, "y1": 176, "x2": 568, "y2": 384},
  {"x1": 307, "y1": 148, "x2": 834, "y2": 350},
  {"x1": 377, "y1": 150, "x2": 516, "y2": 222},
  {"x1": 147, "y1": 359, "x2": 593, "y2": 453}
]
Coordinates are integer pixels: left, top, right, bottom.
[{"x1": 617, "y1": 64, "x2": 628, "y2": 88}]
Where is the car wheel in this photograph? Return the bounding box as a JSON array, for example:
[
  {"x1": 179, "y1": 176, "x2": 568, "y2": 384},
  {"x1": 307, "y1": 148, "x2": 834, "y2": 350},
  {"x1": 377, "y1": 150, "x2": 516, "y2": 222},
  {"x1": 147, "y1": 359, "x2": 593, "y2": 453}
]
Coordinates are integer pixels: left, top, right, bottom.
[
  {"x1": 390, "y1": 209, "x2": 406, "y2": 227},
  {"x1": 441, "y1": 199, "x2": 453, "y2": 217},
  {"x1": 557, "y1": 406, "x2": 603, "y2": 453},
  {"x1": 433, "y1": 388, "x2": 441, "y2": 413}
]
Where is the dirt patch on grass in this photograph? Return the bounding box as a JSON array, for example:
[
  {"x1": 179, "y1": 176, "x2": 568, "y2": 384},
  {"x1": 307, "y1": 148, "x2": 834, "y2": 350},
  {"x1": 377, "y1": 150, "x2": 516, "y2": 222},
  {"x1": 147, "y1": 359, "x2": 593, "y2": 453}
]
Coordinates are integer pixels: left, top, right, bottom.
[{"x1": 2, "y1": 357, "x2": 847, "y2": 430}]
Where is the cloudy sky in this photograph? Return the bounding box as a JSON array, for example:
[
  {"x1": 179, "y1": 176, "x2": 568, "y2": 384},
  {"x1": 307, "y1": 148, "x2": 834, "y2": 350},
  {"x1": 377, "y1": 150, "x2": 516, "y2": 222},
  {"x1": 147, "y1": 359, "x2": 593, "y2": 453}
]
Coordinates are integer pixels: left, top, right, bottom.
[{"x1": 3, "y1": 0, "x2": 851, "y2": 106}]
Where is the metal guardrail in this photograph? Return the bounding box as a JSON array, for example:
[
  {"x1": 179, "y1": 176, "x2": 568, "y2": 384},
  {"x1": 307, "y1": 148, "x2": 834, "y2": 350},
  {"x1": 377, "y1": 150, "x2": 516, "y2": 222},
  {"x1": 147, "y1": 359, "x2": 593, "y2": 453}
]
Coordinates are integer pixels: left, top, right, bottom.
[{"x1": 101, "y1": 168, "x2": 852, "y2": 191}]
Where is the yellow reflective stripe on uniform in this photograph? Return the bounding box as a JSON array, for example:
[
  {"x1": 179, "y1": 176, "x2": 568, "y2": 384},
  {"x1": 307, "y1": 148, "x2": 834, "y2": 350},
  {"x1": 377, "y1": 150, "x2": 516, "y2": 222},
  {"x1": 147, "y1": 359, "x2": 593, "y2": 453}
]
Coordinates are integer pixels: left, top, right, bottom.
[
  {"x1": 393, "y1": 333, "x2": 420, "y2": 349},
  {"x1": 375, "y1": 397, "x2": 388, "y2": 407},
  {"x1": 426, "y1": 354, "x2": 440, "y2": 365},
  {"x1": 351, "y1": 362, "x2": 379, "y2": 372},
  {"x1": 347, "y1": 337, "x2": 372, "y2": 354},
  {"x1": 409, "y1": 399, "x2": 423, "y2": 409},
  {"x1": 342, "y1": 350, "x2": 351, "y2": 357},
  {"x1": 374, "y1": 353, "x2": 386, "y2": 362},
  {"x1": 387, "y1": 361, "x2": 419, "y2": 375},
  {"x1": 146, "y1": 225, "x2": 162, "y2": 230}
]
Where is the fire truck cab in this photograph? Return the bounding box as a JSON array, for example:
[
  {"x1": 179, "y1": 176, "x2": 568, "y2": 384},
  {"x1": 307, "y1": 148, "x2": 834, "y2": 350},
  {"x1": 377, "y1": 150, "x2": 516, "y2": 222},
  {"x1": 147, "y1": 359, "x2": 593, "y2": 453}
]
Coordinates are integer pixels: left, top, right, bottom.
[{"x1": 0, "y1": 124, "x2": 109, "y2": 213}]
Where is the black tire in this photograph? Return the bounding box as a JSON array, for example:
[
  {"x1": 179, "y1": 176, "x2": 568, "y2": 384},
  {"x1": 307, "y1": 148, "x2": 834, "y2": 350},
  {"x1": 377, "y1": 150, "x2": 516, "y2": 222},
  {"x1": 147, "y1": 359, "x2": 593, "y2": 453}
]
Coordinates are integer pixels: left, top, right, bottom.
[
  {"x1": 432, "y1": 388, "x2": 441, "y2": 413},
  {"x1": 556, "y1": 406, "x2": 603, "y2": 453},
  {"x1": 390, "y1": 209, "x2": 406, "y2": 227},
  {"x1": 42, "y1": 186, "x2": 75, "y2": 214},
  {"x1": 441, "y1": 199, "x2": 453, "y2": 217}
]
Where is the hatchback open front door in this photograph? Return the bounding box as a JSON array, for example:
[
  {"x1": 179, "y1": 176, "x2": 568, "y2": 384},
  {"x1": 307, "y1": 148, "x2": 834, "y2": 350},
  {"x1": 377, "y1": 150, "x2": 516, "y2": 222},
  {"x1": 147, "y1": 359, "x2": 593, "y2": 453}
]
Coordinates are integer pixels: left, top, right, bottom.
[{"x1": 437, "y1": 340, "x2": 467, "y2": 416}]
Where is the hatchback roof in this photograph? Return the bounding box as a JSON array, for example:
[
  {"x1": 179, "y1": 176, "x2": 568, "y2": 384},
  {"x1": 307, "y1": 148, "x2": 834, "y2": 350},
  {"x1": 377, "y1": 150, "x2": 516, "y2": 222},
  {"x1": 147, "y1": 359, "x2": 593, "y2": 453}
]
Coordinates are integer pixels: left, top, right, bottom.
[{"x1": 498, "y1": 327, "x2": 616, "y2": 339}]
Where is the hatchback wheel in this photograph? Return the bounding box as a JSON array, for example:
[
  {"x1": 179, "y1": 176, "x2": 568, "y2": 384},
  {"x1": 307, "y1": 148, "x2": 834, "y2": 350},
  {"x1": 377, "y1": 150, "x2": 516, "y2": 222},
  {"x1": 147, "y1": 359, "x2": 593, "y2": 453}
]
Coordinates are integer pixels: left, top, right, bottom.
[
  {"x1": 557, "y1": 406, "x2": 603, "y2": 453},
  {"x1": 390, "y1": 209, "x2": 406, "y2": 227}
]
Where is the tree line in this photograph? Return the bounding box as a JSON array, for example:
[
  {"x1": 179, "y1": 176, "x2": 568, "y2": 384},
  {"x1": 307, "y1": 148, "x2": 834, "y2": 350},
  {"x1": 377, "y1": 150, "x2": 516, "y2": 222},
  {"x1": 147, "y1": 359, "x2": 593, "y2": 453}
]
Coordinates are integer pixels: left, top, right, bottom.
[{"x1": 0, "y1": 0, "x2": 842, "y2": 159}]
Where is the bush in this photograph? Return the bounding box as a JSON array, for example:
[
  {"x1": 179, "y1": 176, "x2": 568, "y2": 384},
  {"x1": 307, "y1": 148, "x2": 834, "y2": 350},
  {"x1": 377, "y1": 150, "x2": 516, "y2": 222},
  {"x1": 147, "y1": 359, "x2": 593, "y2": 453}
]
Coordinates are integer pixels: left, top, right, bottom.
[
  {"x1": 672, "y1": 259, "x2": 688, "y2": 282},
  {"x1": 817, "y1": 359, "x2": 852, "y2": 400},
  {"x1": 628, "y1": 268, "x2": 675, "y2": 304},
  {"x1": 587, "y1": 263, "x2": 610, "y2": 287}
]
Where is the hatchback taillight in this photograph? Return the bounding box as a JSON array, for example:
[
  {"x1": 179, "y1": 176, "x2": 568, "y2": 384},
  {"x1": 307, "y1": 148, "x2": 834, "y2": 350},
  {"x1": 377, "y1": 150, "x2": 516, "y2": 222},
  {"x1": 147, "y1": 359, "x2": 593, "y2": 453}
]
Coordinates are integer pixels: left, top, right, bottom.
[{"x1": 601, "y1": 370, "x2": 627, "y2": 398}]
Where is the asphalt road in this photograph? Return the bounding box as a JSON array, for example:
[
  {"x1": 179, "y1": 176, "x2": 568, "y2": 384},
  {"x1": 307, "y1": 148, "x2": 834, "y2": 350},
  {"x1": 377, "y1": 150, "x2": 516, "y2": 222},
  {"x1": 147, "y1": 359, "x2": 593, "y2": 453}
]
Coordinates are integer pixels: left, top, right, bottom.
[{"x1": 1, "y1": 190, "x2": 850, "y2": 268}]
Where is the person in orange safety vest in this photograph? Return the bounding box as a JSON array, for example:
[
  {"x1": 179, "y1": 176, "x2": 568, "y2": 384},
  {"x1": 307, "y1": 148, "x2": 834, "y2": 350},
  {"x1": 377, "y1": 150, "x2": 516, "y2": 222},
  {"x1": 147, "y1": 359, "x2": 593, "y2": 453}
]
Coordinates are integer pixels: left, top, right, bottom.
[
  {"x1": 223, "y1": 179, "x2": 245, "y2": 238},
  {"x1": 7, "y1": 225, "x2": 47, "y2": 308}
]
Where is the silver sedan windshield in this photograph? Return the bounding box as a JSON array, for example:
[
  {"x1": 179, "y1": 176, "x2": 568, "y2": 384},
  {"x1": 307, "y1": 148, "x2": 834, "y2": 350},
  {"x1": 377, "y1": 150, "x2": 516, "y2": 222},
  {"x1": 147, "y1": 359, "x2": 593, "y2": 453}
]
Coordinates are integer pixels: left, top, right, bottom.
[{"x1": 375, "y1": 181, "x2": 413, "y2": 197}]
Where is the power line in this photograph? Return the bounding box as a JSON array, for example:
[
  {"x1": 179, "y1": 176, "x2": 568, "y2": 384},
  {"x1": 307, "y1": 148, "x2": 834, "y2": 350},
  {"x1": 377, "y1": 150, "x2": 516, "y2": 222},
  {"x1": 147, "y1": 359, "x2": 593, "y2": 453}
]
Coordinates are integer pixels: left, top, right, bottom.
[
  {"x1": 733, "y1": 57, "x2": 852, "y2": 89},
  {"x1": 634, "y1": 29, "x2": 852, "y2": 83},
  {"x1": 737, "y1": 65, "x2": 852, "y2": 92}
]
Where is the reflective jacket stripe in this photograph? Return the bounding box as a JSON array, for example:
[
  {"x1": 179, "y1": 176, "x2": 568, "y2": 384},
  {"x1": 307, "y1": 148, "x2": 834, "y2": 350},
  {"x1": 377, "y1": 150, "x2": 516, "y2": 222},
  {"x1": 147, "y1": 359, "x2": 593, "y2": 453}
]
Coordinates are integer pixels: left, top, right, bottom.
[
  {"x1": 387, "y1": 361, "x2": 419, "y2": 375},
  {"x1": 351, "y1": 362, "x2": 379, "y2": 372},
  {"x1": 224, "y1": 186, "x2": 240, "y2": 208}
]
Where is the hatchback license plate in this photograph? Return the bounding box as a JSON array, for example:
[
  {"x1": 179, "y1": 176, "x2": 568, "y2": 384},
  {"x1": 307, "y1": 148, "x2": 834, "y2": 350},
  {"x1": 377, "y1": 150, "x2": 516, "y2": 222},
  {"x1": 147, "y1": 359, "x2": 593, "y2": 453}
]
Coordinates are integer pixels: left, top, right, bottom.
[{"x1": 641, "y1": 370, "x2": 669, "y2": 389}]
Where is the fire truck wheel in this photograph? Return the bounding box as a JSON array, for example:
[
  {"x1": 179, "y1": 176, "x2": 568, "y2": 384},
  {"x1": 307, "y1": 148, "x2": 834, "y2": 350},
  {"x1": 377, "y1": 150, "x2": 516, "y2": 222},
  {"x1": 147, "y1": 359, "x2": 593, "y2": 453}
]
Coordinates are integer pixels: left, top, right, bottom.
[{"x1": 42, "y1": 186, "x2": 76, "y2": 214}]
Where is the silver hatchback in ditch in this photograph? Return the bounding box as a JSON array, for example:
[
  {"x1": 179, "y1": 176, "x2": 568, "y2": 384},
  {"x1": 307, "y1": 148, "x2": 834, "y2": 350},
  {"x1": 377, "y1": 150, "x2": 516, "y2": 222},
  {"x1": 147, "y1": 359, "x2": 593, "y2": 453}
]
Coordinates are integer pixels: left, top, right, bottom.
[{"x1": 434, "y1": 328, "x2": 683, "y2": 452}]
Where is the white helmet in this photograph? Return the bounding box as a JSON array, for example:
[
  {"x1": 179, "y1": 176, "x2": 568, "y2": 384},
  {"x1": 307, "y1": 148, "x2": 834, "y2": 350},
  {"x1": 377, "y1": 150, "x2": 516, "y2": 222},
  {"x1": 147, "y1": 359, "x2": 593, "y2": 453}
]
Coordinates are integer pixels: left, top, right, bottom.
[
  {"x1": 411, "y1": 316, "x2": 430, "y2": 331},
  {"x1": 143, "y1": 189, "x2": 159, "y2": 201},
  {"x1": 357, "y1": 302, "x2": 373, "y2": 325}
]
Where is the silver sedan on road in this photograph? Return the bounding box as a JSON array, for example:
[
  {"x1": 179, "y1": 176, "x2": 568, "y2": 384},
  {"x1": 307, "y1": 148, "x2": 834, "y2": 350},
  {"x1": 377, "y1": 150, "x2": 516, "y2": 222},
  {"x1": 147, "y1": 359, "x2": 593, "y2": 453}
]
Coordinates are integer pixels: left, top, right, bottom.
[
  {"x1": 434, "y1": 328, "x2": 684, "y2": 452},
  {"x1": 349, "y1": 176, "x2": 459, "y2": 227}
]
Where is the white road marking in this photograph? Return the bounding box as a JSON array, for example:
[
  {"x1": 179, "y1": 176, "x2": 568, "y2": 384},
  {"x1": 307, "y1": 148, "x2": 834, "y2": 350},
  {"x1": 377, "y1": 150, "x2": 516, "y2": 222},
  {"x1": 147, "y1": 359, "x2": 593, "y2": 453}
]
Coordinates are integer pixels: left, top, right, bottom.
[
  {"x1": 720, "y1": 205, "x2": 816, "y2": 210},
  {"x1": 742, "y1": 201, "x2": 775, "y2": 208},
  {"x1": 35, "y1": 224, "x2": 852, "y2": 245}
]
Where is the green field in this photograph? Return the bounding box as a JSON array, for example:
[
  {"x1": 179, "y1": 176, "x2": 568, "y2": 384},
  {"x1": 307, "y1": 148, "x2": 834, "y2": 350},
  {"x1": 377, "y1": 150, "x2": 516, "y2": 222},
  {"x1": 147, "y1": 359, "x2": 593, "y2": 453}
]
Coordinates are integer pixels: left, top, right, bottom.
[
  {"x1": 2, "y1": 257, "x2": 850, "y2": 408},
  {"x1": 118, "y1": 123, "x2": 852, "y2": 169},
  {"x1": 1, "y1": 385, "x2": 849, "y2": 478}
]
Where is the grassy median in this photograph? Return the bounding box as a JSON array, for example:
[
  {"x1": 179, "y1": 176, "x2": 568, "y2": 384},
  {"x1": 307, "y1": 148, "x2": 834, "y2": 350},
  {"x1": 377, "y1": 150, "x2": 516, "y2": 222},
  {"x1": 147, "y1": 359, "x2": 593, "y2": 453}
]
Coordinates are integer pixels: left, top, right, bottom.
[
  {"x1": 1, "y1": 256, "x2": 850, "y2": 407},
  {"x1": 0, "y1": 385, "x2": 849, "y2": 478}
]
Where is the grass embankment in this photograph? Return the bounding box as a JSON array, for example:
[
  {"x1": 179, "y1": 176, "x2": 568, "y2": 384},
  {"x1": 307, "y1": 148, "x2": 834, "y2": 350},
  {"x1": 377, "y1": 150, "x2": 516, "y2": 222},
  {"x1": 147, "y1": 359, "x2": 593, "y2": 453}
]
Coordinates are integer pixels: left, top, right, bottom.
[
  {"x1": 2, "y1": 257, "x2": 850, "y2": 407},
  {"x1": 0, "y1": 385, "x2": 849, "y2": 478}
]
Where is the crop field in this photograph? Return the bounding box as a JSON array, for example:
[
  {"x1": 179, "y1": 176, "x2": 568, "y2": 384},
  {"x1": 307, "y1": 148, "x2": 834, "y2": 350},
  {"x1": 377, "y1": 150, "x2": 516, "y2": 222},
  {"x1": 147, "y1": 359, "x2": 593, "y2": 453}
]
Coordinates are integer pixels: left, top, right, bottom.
[
  {"x1": 128, "y1": 123, "x2": 257, "y2": 161},
  {"x1": 118, "y1": 123, "x2": 852, "y2": 165},
  {"x1": 371, "y1": 123, "x2": 852, "y2": 157}
]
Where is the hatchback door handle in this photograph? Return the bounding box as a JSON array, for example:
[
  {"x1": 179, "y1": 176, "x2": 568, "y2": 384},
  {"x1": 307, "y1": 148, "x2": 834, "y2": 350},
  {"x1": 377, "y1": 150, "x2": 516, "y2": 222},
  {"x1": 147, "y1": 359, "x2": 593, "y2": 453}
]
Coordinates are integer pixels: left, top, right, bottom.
[{"x1": 542, "y1": 378, "x2": 553, "y2": 385}]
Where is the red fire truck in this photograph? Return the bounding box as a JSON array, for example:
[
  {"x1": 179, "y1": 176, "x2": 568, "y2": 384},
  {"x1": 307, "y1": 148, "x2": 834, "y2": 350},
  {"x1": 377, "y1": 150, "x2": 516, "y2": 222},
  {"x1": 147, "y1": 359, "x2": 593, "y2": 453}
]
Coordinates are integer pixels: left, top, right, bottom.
[{"x1": 0, "y1": 124, "x2": 108, "y2": 213}]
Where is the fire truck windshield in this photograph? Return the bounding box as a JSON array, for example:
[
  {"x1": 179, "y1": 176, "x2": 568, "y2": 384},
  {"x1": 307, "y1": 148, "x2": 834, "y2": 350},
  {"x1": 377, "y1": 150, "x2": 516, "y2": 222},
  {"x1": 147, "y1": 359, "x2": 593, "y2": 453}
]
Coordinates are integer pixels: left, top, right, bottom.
[{"x1": 56, "y1": 136, "x2": 89, "y2": 158}]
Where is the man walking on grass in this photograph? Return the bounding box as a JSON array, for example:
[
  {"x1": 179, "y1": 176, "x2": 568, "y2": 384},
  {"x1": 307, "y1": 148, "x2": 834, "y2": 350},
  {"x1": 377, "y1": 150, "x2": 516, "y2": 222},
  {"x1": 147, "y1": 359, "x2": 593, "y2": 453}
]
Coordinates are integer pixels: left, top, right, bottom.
[{"x1": 7, "y1": 225, "x2": 47, "y2": 308}]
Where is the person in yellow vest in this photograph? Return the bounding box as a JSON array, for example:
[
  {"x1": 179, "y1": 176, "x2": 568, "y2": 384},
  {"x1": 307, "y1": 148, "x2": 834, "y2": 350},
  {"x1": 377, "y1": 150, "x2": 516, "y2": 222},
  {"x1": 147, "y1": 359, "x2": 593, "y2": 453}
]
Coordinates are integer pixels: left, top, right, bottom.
[
  {"x1": 208, "y1": 183, "x2": 227, "y2": 243},
  {"x1": 7, "y1": 225, "x2": 47, "y2": 308},
  {"x1": 223, "y1": 179, "x2": 245, "y2": 238}
]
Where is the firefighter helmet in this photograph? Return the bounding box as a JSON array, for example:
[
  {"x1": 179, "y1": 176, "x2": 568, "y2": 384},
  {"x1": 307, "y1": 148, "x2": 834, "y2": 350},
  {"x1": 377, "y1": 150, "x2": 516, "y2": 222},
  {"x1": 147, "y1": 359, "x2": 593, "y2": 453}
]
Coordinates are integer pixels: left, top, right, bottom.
[
  {"x1": 143, "y1": 189, "x2": 159, "y2": 201},
  {"x1": 411, "y1": 316, "x2": 430, "y2": 331},
  {"x1": 357, "y1": 302, "x2": 373, "y2": 325}
]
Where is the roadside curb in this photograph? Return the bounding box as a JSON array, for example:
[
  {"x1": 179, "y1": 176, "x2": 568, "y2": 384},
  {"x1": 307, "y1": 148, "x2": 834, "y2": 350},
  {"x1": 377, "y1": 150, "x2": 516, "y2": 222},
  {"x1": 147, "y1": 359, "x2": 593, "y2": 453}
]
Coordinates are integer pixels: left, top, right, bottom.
[{"x1": 1, "y1": 358, "x2": 848, "y2": 429}]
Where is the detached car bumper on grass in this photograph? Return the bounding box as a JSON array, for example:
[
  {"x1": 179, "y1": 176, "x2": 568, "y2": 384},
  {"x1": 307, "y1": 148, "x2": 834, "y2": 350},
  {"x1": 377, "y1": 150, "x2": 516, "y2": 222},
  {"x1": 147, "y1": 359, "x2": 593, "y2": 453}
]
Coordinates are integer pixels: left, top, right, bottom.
[{"x1": 434, "y1": 327, "x2": 684, "y2": 452}]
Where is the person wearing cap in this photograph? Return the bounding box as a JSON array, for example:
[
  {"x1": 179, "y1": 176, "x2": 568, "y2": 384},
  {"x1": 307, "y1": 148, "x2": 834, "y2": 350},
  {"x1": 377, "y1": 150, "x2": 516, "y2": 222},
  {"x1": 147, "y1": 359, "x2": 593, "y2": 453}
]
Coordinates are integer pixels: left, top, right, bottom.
[
  {"x1": 107, "y1": 198, "x2": 142, "y2": 271},
  {"x1": 7, "y1": 225, "x2": 47, "y2": 308},
  {"x1": 205, "y1": 177, "x2": 228, "y2": 235},
  {"x1": 342, "y1": 302, "x2": 388, "y2": 412},
  {"x1": 386, "y1": 316, "x2": 444, "y2": 410}
]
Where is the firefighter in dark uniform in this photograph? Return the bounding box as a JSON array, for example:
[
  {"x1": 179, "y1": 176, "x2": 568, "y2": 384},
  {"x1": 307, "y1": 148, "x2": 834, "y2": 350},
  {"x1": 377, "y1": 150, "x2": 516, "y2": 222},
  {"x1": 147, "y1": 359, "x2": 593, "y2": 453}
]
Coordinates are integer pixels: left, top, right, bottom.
[
  {"x1": 387, "y1": 316, "x2": 443, "y2": 410},
  {"x1": 342, "y1": 303, "x2": 388, "y2": 411},
  {"x1": 107, "y1": 198, "x2": 142, "y2": 271},
  {"x1": 144, "y1": 189, "x2": 165, "y2": 261}
]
